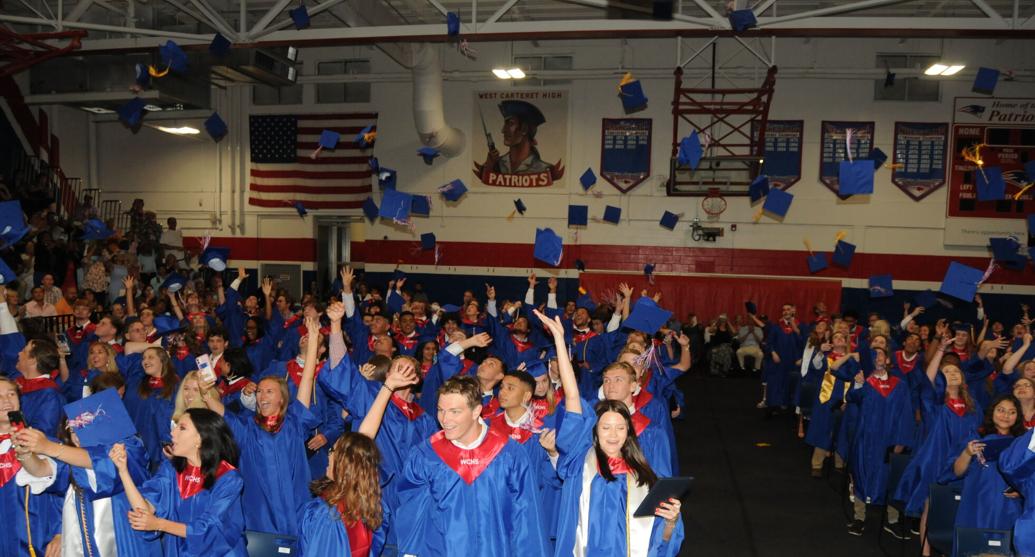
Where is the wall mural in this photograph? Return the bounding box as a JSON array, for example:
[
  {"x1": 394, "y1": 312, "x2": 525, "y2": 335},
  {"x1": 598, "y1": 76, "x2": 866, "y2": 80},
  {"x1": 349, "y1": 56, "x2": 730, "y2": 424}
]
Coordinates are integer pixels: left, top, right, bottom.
[{"x1": 472, "y1": 90, "x2": 569, "y2": 188}]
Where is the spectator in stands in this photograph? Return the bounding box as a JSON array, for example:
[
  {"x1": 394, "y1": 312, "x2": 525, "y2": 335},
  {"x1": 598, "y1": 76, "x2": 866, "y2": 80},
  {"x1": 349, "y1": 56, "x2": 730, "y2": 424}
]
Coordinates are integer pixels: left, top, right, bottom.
[
  {"x1": 706, "y1": 314, "x2": 735, "y2": 376},
  {"x1": 53, "y1": 284, "x2": 76, "y2": 315},
  {"x1": 74, "y1": 193, "x2": 98, "y2": 221},
  {"x1": 82, "y1": 245, "x2": 110, "y2": 305},
  {"x1": 137, "y1": 211, "x2": 163, "y2": 277},
  {"x1": 4, "y1": 286, "x2": 21, "y2": 319},
  {"x1": 161, "y1": 216, "x2": 185, "y2": 265},
  {"x1": 735, "y1": 314, "x2": 763, "y2": 373},
  {"x1": 681, "y1": 313, "x2": 706, "y2": 373},
  {"x1": 23, "y1": 286, "x2": 57, "y2": 318},
  {"x1": 39, "y1": 273, "x2": 62, "y2": 305},
  {"x1": 126, "y1": 198, "x2": 146, "y2": 239}
]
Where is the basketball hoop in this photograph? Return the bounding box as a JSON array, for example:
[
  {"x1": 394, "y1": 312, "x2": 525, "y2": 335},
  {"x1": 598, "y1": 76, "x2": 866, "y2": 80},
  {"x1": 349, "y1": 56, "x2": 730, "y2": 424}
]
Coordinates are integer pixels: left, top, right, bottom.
[{"x1": 702, "y1": 188, "x2": 727, "y2": 220}]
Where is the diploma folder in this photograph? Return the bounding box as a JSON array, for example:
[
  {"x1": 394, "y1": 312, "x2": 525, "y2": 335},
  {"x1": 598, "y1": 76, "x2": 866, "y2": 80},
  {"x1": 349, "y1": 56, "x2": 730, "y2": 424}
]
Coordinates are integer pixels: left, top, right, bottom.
[
  {"x1": 979, "y1": 437, "x2": 1015, "y2": 463},
  {"x1": 245, "y1": 531, "x2": 297, "y2": 557},
  {"x1": 633, "y1": 476, "x2": 694, "y2": 517}
]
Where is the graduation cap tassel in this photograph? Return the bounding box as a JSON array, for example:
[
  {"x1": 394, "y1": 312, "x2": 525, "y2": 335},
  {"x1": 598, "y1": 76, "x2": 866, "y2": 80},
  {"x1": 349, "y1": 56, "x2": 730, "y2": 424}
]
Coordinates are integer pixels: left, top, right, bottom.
[
  {"x1": 962, "y1": 143, "x2": 989, "y2": 183},
  {"x1": 834, "y1": 230, "x2": 847, "y2": 243},
  {"x1": 976, "y1": 258, "x2": 997, "y2": 289},
  {"x1": 310, "y1": 146, "x2": 324, "y2": 160},
  {"x1": 803, "y1": 238, "x2": 813, "y2": 256},
  {"x1": 844, "y1": 129, "x2": 855, "y2": 163}
]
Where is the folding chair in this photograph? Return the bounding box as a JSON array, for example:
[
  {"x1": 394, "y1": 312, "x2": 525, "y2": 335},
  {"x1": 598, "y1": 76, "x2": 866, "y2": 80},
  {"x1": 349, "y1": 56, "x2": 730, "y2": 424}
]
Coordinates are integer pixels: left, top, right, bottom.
[
  {"x1": 954, "y1": 528, "x2": 1012, "y2": 557},
  {"x1": 924, "y1": 483, "x2": 962, "y2": 557}
]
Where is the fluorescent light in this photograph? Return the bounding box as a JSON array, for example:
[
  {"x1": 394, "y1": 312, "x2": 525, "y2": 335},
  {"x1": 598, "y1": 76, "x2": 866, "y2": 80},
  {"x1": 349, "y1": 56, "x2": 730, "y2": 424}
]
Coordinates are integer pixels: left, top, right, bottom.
[
  {"x1": 924, "y1": 63, "x2": 948, "y2": 76},
  {"x1": 942, "y1": 64, "x2": 965, "y2": 76},
  {"x1": 80, "y1": 107, "x2": 114, "y2": 114},
  {"x1": 924, "y1": 63, "x2": 965, "y2": 76},
  {"x1": 155, "y1": 126, "x2": 200, "y2": 135},
  {"x1": 492, "y1": 68, "x2": 512, "y2": 79},
  {"x1": 143, "y1": 104, "x2": 164, "y2": 112},
  {"x1": 507, "y1": 68, "x2": 526, "y2": 79}
]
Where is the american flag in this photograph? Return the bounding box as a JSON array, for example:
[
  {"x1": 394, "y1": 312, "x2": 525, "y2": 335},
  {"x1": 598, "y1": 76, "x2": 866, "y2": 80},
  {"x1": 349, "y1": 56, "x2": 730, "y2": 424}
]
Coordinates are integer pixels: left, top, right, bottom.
[{"x1": 249, "y1": 113, "x2": 377, "y2": 209}]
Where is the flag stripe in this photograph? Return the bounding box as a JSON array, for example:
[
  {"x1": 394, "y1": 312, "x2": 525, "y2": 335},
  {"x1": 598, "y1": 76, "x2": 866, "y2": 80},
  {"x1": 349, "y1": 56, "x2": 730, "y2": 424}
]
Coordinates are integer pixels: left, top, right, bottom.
[
  {"x1": 248, "y1": 197, "x2": 366, "y2": 209},
  {"x1": 250, "y1": 169, "x2": 371, "y2": 179},
  {"x1": 249, "y1": 184, "x2": 372, "y2": 194}
]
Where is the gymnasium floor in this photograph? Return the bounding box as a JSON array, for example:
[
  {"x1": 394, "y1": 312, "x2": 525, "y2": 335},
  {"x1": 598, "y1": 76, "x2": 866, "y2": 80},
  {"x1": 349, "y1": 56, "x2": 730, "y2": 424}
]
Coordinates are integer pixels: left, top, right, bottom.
[{"x1": 676, "y1": 373, "x2": 918, "y2": 557}]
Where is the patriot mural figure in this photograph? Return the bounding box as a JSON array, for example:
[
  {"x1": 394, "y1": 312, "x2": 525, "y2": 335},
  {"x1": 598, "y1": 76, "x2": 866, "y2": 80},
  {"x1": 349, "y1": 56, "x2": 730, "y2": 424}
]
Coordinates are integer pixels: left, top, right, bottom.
[{"x1": 474, "y1": 100, "x2": 565, "y2": 187}]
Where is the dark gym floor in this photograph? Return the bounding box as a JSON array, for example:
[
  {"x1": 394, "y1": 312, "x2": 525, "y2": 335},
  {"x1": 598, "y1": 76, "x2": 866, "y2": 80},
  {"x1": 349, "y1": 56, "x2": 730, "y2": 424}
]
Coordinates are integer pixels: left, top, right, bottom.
[{"x1": 676, "y1": 373, "x2": 919, "y2": 557}]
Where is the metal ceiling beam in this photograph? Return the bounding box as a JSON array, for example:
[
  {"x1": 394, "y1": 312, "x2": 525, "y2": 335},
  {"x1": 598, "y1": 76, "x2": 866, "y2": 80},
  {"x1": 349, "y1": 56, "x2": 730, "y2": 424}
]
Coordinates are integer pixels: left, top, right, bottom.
[
  {"x1": 689, "y1": 0, "x2": 727, "y2": 23},
  {"x1": 249, "y1": 0, "x2": 347, "y2": 39},
  {"x1": 753, "y1": 0, "x2": 776, "y2": 15},
  {"x1": 64, "y1": 0, "x2": 96, "y2": 23},
  {"x1": 557, "y1": 0, "x2": 716, "y2": 26},
  {"x1": 188, "y1": 0, "x2": 239, "y2": 38},
  {"x1": 0, "y1": 13, "x2": 213, "y2": 40},
  {"x1": 249, "y1": 0, "x2": 293, "y2": 36},
  {"x1": 485, "y1": 0, "x2": 521, "y2": 24},
  {"x1": 969, "y1": 0, "x2": 1006, "y2": 25},
  {"x1": 762, "y1": 0, "x2": 916, "y2": 26}
]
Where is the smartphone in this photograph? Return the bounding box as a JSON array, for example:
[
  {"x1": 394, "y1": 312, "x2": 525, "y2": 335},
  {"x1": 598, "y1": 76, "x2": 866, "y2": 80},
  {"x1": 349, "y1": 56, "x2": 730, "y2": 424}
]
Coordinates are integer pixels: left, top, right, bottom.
[
  {"x1": 55, "y1": 333, "x2": 71, "y2": 354},
  {"x1": 7, "y1": 411, "x2": 25, "y2": 433},
  {"x1": 195, "y1": 354, "x2": 217, "y2": 384}
]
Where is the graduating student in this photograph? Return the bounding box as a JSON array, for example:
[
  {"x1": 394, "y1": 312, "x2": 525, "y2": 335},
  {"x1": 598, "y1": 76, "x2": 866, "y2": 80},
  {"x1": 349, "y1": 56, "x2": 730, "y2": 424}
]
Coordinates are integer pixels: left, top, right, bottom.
[
  {"x1": 122, "y1": 346, "x2": 179, "y2": 470},
  {"x1": 951, "y1": 395, "x2": 1026, "y2": 556},
  {"x1": 1014, "y1": 377, "x2": 1035, "y2": 428},
  {"x1": 539, "y1": 308, "x2": 684, "y2": 557},
  {"x1": 296, "y1": 361, "x2": 418, "y2": 556},
  {"x1": 891, "y1": 338, "x2": 980, "y2": 544},
  {"x1": 14, "y1": 389, "x2": 161, "y2": 556},
  {"x1": 804, "y1": 331, "x2": 852, "y2": 477},
  {"x1": 751, "y1": 303, "x2": 803, "y2": 410},
  {"x1": 394, "y1": 370, "x2": 547, "y2": 555},
  {"x1": 340, "y1": 267, "x2": 396, "y2": 366},
  {"x1": 109, "y1": 408, "x2": 247, "y2": 556},
  {"x1": 199, "y1": 316, "x2": 322, "y2": 537},
  {"x1": 890, "y1": 332, "x2": 925, "y2": 417},
  {"x1": 484, "y1": 279, "x2": 549, "y2": 370},
  {"x1": 844, "y1": 345, "x2": 914, "y2": 536},
  {"x1": 593, "y1": 361, "x2": 675, "y2": 475},
  {"x1": 419, "y1": 331, "x2": 504, "y2": 420},
  {"x1": 59, "y1": 341, "x2": 119, "y2": 403},
  {"x1": 0, "y1": 377, "x2": 61, "y2": 557},
  {"x1": 796, "y1": 322, "x2": 830, "y2": 438},
  {"x1": 997, "y1": 333, "x2": 1034, "y2": 395}
]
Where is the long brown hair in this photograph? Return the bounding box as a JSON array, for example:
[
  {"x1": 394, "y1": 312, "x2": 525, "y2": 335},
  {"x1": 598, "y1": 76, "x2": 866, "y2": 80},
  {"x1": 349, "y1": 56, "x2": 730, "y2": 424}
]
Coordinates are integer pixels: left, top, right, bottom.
[
  {"x1": 253, "y1": 376, "x2": 291, "y2": 432},
  {"x1": 941, "y1": 363, "x2": 977, "y2": 415},
  {"x1": 87, "y1": 342, "x2": 119, "y2": 374},
  {"x1": 979, "y1": 394, "x2": 1026, "y2": 437},
  {"x1": 310, "y1": 433, "x2": 383, "y2": 529},
  {"x1": 593, "y1": 400, "x2": 658, "y2": 488},
  {"x1": 138, "y1": 347, "x2": 179, "y2": 400}
]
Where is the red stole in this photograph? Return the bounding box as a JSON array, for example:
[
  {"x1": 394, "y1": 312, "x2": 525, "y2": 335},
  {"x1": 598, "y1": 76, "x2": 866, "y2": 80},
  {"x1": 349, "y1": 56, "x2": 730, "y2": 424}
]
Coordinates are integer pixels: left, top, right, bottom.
[
  {"x1": 395, "y1": 333, "x2": 418, "y2": 352},
  {"x1": 459, "y1": 359, "x2": 476, "y2": 376},
  {"x1": 631, "y1": 411, "x2": 650, "y2": 436},
  {"x1": 598, "y1": 456, "x2": 632, "y2": 476},
  {"x1": 390, "y1": 394, "x2": 424, "y2": 421},
  {"x1": 429, "y1": 427, "x2": 509, "y2": 484},
  {"x1": 282, "y1": 314, "x2": 301, "y2": 329},
  {"x1": 178, "y1": 460, "x2": 235, "y2": 499},
  {"x1": 488, "y1": 411, "x2": 542, "y2": 444},
  {"x1": 420, "y1": 362, "x2": 432, "y2": 379},
  {"x1": 509, "y1": 335, "x2": 532, "y2": 352},
  {"x1": 895, "y1": 351, "x2": 918, "y2": 374},
  {"x1": 367, "y1": 335, "x2": 381, "y2": 352},
  {"x1": 148, "y1": 376, "x2": 164, "y2": 390},
  {"x1": 219, "y1": 376, "x2": 250, "y2": 398},
  {"x1": 1025, "y1": 415, "x2": 1035, "y2": 430},
  {"x1": 946, "y1": 398, "x2": 967, "y2": 417},
  {"x1": 67, "y1": 322, "x2": 96, "y2": 343},
  {"x1": 779, "y1": 320, "x2": 796, "y2": 335},
  {"x1": 336, "y1": 500, "x2": 373, "y2": 557},
  {"x1": 572, "y1": 328, "x2": 597, "y2": 345},
  {"x1": 16, "y1": 375, "x2": 59, "y2": 394},
  {"x1": 480, "y1": 397, "x2": 500, "y2": 419},
  {"x1": 256, "y1": 413, "x2": 284, "y2": 434},
  {"x1": 951, "y1": 345, "x2": 971, "y2": 362},
  {"x1": 530, "y1": 398, "x2": 550, "y2": 420},
  {"x1": 0, "y1": 437, "x2": 21, "y2": 488},
  {"x1": 866, "y1": 374, "x2": 900, "y2": 398},
  {"x1": 632, "y1": 388, "x2": 653, "y2": 409},
  {"x1": 286, "y1": 359, "x2": 324, "y2": 386}
]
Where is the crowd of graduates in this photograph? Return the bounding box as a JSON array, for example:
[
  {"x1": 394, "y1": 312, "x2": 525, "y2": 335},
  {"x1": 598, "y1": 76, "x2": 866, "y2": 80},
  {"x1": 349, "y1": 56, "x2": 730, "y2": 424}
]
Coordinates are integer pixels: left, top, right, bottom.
[
  {"x1": 773, "y1": 298, "x2": 1035, "y2": 556},
  {"x1": 0, "y1": 255, "x2": 694, "y2": 557}
]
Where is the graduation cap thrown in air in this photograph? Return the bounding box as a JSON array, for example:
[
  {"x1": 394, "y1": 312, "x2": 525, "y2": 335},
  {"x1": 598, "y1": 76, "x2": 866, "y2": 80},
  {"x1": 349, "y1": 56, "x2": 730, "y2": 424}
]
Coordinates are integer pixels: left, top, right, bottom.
[
  {"x1": 411, "y1": 196, "x2": 431, "y2": 217},
  {"x1": 624, "y1": 296, "x2": 672, "y2": 335},
  {"x1": 869, "y1": 148, "x2": 888, "y2": 169},
  {"x1": 728, "y1": 9, "x2": 757, "y2": 33},
  {"x1": 914, "y1": 289, "x2": 937, "y2": 309},
  {"x1": 643, "y1": 263, "x2": 655, "y2": 282},
  {"x1": 568, "y1": 205, "x2": 588, "y2": 227},
  {"x1": 989, "y1": 237, "x2": 1027, "y2": 270},
  {"x1": 380, "y1": 189, "x2": 413, "y2": 222},
  {"x1": 602, "y1": 205, "x2": 621, "y2": 225},
  {"x1": 116, "y1": 98, "x2": 146, "y2": 128},
  {"x1": 580, "y1": 168, "x2": 597, "y2": 191},
  {"x1": 440, "y1": 180, "x2": 467, "y2": 202},
  {"x1": 1025, "y1": 160, "x2": 1035, "y2": 183},
  {"x1": 160, "y1": 273, "x2": 187, "y2": 293},
  {"x1": 64, "y1": 389, "x2": 137, "y2": 447},
  {"x1": 939, "y1": 261, "x2": 985, "y2": 302},
  {"x1": 421, "y1": 232, "x2": 436, "y2": 251},
  {"x1": 204, "y1": 113, "x2": 228, "y2": 141},
  {"x1": 318, "y1": 130, "x2": 340, "y2": 150},
  {"x1": 576, "y1": 292, "x2": 596, "y2": 312},
  {"x1": 355, "y1": 125, "x2": 376, "y2": 149},
  {"x1": 868, "y1": 275, "x2": 894, "y2": 298},
  {"x1": 749, "y1": 175, "x2": 769, "y2": 204},
  {"x1": 806, "y1": 253, "x2": 828, "y2": 274},
  {"x1": 831, "y1": 240, "x2": 856, "y2": 268},
  {"x1": 0, "y1": 200, "x2": 29, "y2": 248},
  {"x1": 377, "y1": 168, "x2": 397, "y2": 190},
  {"x1": 972, "y1": 67, "x2": 999, "y2": 95},
  {"x1": 293, "y1": 201, "x2": 307, "y2": 217},
  {"x1": 418, "y1": 147, "x2": 440, "y2": 165},
  {"x1": 659, "y1": 211, "x2": 679, "y2": 230},
  {"x1": 152, "y1": 315, "x2": 185, "y2": 337},
  {"x1": 513, "y1": 199, "x2": 527, "y2": 215},
  {"x1": 200, "y1": 247, "x2": 230, "y2": 272},
  {"x1": 575, "y1": 259, "x2": 586, "y2": 272},
  {"x1": 762, "y1": 188, "x2": 793, "y2": 219},
  {"x1": 209, "y1": 33, "x2": 232, "y2": 58},
  {"x1": 159, "y1": 41, "x2": 188, "y2": 74},
  {"x1": 745, "y1": 301, "x2": 757, "y2": 315},
  {"x1": 838, "y1": 160, "x2": 875, "y2": 196},
  {"x1": 133, "y1": 63, "x2": 150, "y2": 89},
  {"x1": 441, "y1": 304, "x2": 461, "y2": 313},
  {"x1": 289, "y1": 4, "x2": 311, "y2": 29},
  {"x1": 82, "y1": 218, "x2": 114, "y2": 242},
  {"x1": 618, "y1": 73, "x2": 648, "y2": 114},
  {"x1": 533, "y1": 228, "x2": 563, "y2": 267},
  {"x1": 446, "y1": 12, "x2": 461, "y2": 36},
  {"x1": 976, "y1": 167, "x2": 1005, "y2": 201},
  {"x1": 1028, "y1": 214, "x2": 1035, "y2": 237},
  {"x1": 362, "y1": 197, "x2": 379, "y2": 222},
  {"x1": 677, "y1": 131, "x2": 703, "y2": 170}
]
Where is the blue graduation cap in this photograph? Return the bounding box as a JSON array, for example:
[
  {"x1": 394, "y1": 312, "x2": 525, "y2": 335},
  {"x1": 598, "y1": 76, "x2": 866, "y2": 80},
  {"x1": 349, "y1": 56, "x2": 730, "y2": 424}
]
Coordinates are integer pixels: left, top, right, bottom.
[
  {"x1": 1025, "y1": 160, "x2": 1035, "y2": 183},
  {"x1": 976, "y1": 167, "x2": 1005, "y2": 201},
  {"x1": 745, "y1": 301, "x2": 757, "y2": 314},
  {"x1": 368, "y1": 157, "x2": 380, "y2": 174},
  {"x1": 393, "y1": 269, "x2": 407, "y2": 281},
  {"x1": 116, "y1": 97, "x2": 146, "y2": 128},
  {"x1": 832, "y1": 240, "x2": 856, "y2": 268},
  {"x1": 0, "y1": 259, "x2": 15, "y2": 284},
  {"x1": 380, "y1": 189, "x2": 413, "y2": 222},
  {"x1": 868, "y1": 274, "x2": 894, "y2": 298},
  {"x1": 624, "y1": 296, "x2": 672, "y2": 335},
  {"x1": 659, "y1": 210, "x2": 679, "y2": 230},
  {"x1": 441, "y1": 304, "x2": 461, "y2": 313},
  {"x1": 576, "y1": 292, "x2": 596, "y2": 312},
  {"x1": 749, "y1": 175, "x2": 769, "y2": 204},
  {"x1": 204, "y1": 112, "x2": 228, "y2": 141},
  {"x1": 0, "y1": 200, "x2": 29, "y2": 247},
  {"x1": 972, "y1": 67, "x2": 999, "y2": 95},
  {"x1": 82, "y1": 218, "x2": 114, "y2": 241},
  {"x1": 525, "y1": 360, "x2": 548, "y2": 379},
  {"x1": 602, "y1": 205, "x2": 621, "y2": 224},
  {"x1": 989, "y1": 237, "x2": 1027, "y2": 270},
  {"x1": 677, "y1": 131, "x2": 703, "y2": 170},
  {"x1": 513, "y1": 199, "x2": 527, "y2": 215},
  {"x1": 533, "y1": 228, "x2": 563, "y2": 267},
  {"x1": 643, "y1": 263, "x2": 655, "y2": 282},
  {"x1": 440, "y1": 179, "x2": 467, "y2": 202},
  {"x1": 568, "y1": 205, "x2": 588, "y2": 227},
  {"x1": 318, "y1": 130, "x2": 340, "y2": 150},
  {"x1": 209, "y1": 33, "x2": 232, "y2": 58},
  {"x1": 152, "y1": 315, "x2": 185, "y2": 337},
  {"x1": 294, "y1": 201, "x2": 307, "y2": 217},
  {"x1": 762, "y1": 188, "x2": 793, "y2": 219},
  {"x1": 580, "y1": 168, "x2": 597, "y2": 190},
  {"x1": 63, "y1": 389, "x2": 137, "y2": 447},
  {"x1": 160, "y1": 40, "x2": 188, "y2": 74},
  {"x1": 355, "y1": 125, "x2": 376, "y2": 149},
  {"x1": 362, "y1": 197, "x2": 378, "y2": 222},
  {"x1": 869, "y1": 148, "x2": 888, "y2": 169},
  {"x1": 411, "y1": 195, "x2": 430, "y2": 217},
  {"x1": 200, "y1": 247, "x2": 230, "y2": 272},
  {"x1": 133, "y1": 63, "x2": 150, "y2": 89},
  {"x1": 377, "y1": 168, "x2": 397, "y2": 190},
  {"x1": 1028, "y1": 213, "x2": 1035, "y2": 237},
  {"x1": 618, "y1": 74, "x2": 648, "y2": 114},
  {"x1": 914, "y1": 289, "x2": 937, "y2": 309},
  {"x1": 446, "y1": 12, "x2": 461, "y2": 36},
  {"x1": 160, "y1": 272, "x2": 187, "y2": 293},
  {"x1": 939, "y1": 261, "x2": 985, "y2": 302},
  {"x1": 417, "y1": 146, "x2": 440, "y2": 165},
  {"x1": 421, "y1": 232, "x2": 436, "y2": 251},
  {"x1": 728, "y1": 8, "x2": 757, "y2": 32},
  {"x1": 807, "y1": 253, "x2": 828, "y2": 274},
  {"x1": 575, "y1": 258, "x2": 586, "y2": 272},
  {"x1": 839, "y1": 160, "x2": 875, "y2": 196},
  {"x1": 289, "y1": 4, "x2": 311, "y2": 29}
]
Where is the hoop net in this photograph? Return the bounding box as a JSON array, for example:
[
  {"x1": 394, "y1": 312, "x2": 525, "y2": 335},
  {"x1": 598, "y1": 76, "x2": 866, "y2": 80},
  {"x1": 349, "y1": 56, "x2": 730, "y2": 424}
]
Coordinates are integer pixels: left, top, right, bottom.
[{"x1": 702, "y1": 188, "x2": 726, "y2": 221}]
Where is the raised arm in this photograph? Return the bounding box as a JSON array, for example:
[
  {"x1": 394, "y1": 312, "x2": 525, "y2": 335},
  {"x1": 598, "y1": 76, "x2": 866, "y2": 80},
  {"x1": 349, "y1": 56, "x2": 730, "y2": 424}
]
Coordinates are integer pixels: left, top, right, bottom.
[
  {"x1": 1004, "y1": 333, "x2": 1032, "y2": 375},
  {"x1": 534, "y1": 308, "x2": 579, "y2": 415},
  {"x1": 619, "y1": 282, "x2": 633, "y2": 321},
  {"x1": 326, "y1": 301, "x2": 347, "y2": 369},
  {"x1": 124, "y1": 276, "x2": 137, "y2": 316},
  {"x1": 110, "y1": 443, "x2": 152, "y2": 513},
  {"x1": 357, "y1": 361, "x2": 419, "y2": 439},
  {"x1": 296, "y1": 316, "x2": 320, "y2": 408},
  {"x1": 672, "y1": 333, "x2": 692, "y2": 372},
  {"x1": 261, "y1": 277, "x2": 274, "y2": 322},
  {"x1": 167, "y1": 290, "x2": 184, "y2": 322},
  {"x1": 16, "y1": 427, "x2": 92, "y2": 469},
  {"x1": 926, "y1": 336, "x2": 952, "y2": 386}
]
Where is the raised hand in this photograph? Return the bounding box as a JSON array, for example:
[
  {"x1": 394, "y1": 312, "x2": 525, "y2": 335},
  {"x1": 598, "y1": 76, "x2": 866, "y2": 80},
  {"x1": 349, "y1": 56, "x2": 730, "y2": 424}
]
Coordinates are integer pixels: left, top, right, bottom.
[
  {"x1": 467, "y1": 332, "x2": 492, "y2": 349},
  {"x1": 547, "y1": 276, "x2": 558, "y2": 292},
  {"x1": 538, "y1": 428, "x2": 557, "y2": 455},
  {"x1": 385, "y1": 360, "x2": 419, "y2": 390},
  {"x1": 325, "y1": 301, "x2": 345, "y2": 323},
  {"x1": 340, "y1": 265, "x2": 354, "y2": 293},
  {"x1": 533, "y1": 308, "x2": 565, "y2": 340},
  {"x1": 109, "y1": 443, "x2": 128, "y2": 472},
  {"x1": 677, "y1": 333, "x2": 691, "y2": 347},
  {"x1": 618, "y1": 282, "x2": 633, "y2": 299},
  {"x1": 261, "y1": 277, "x2": 273, "y2": 298},
  {"x1": 528, "y1": 272, "x2": 537, "y2": 288},
  {"x1": 237, "y1": 266, "x2": 248, "y2": 281},
  {"x1": 123, "y1": 275, "x2": 135, "y2": 291},
  {"x1": 655, "y1": 497, "x2": 681, "y2": 523},
  {"x1": 397, "y1": 277, "x2": 407, "y2": 290},
  {"x1": 486, "y1": 284, "x2": 496, "y2": 300}
]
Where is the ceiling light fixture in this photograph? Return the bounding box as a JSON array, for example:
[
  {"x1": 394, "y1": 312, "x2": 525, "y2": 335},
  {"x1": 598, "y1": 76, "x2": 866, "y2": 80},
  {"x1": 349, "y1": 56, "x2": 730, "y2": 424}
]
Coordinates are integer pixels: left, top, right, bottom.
[
  {"x1": 155, "y1": 126, "x2": 201, "y2": 136},
  {"x1": 492, "y1": 68, "x2": 512, "y2": 79},
  {"x1": 492, "y1": 67, "x2": 527, "y2": 79},
  {"x1": 924, "y1": 63, "x2": 965, "y2": 76}
]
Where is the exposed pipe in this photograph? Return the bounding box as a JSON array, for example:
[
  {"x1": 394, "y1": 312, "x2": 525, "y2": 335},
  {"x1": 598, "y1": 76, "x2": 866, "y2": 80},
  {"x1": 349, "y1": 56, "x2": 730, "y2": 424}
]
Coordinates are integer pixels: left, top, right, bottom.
[{"x1": 409, "y1": 44, "x2": 464, "y2": 157}]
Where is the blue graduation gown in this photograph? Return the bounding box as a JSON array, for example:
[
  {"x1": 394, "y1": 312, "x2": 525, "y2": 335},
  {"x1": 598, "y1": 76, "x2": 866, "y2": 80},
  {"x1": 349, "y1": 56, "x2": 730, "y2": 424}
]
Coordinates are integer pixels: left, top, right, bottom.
[
  {"x1": 223, "y1": 400, "x2": 319, "y2": 536},
  {"x1": 941, "y1": 433, "x2": 1021, "y2": 537},
  {"x1": 121, "y1": 362, "x2": 175, "y2": 472},
  {"x1": 0, "y1": 443, "x2": 61, "y2": 557},
  {"x1": 395, "y1": 427, "x2": 547, "y2": 556},
  {"x1": 846, "y1": 374, "x2": 915, "y2": 504},
  {"x1": 763, "y1": 322, "x2": 803, "y2": 408},
  {"x1": 485, "y1": 315, "x2": 539, "y2": 370},
  {"x1": 998, "y1": 429, "x2": 1035, "y2": 557},
  {"x1": 804, "y1": 354, "x2": 852, "y2": 452},
  {"x1": 139, "y1": 460, "x2": 247, "y2": 557},
  {"x1": 296, "y1": 496, "x2": 391, "y2": 557},
  {"x1": 19, "y1": 383, "x2": 65, "y2": 437},
  {"x1": 215, "y1": 286, "x2": 247, "y2": 349},
  {"x1": 245, "y1": 337, "x2": 275, "y2": 377},
  {"x1": 60, "y1": 368, "x2": 102, "y2": 403},
  {"x1": 893, "y1": 394, "x2": 979, "y2": 516},
  {"x1": 554, "y1": 409, "x2": 684, "y2": 557}
]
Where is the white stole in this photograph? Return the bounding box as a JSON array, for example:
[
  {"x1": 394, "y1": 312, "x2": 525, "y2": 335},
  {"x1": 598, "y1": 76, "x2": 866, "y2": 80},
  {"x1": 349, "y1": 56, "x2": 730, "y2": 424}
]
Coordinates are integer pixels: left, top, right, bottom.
[
  {"x1": 62, "y1": 470, "x2": 117, "y2": 557},
  {"x1": 574, "y1": 450, "x2": 653, "y2": 557},
  {"x1": 800, "y1": 345, "x2": 816, "y2": 378}
]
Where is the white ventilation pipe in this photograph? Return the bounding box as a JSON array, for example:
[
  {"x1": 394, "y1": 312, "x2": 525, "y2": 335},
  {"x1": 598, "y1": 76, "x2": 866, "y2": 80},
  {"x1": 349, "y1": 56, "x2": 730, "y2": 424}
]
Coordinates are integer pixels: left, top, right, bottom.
[{"x1": 410, "y1": 43, "x2": 465, "y2": 157}]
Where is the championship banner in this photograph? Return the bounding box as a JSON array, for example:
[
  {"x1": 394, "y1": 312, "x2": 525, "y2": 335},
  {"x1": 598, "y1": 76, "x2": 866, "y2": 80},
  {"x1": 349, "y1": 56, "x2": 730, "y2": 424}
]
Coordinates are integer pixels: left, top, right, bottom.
[
  {"x1": 600, "y1": 118, "x2": 652, "y2": 193},
  {"x1": 751, "y1": 120, "x2": 803, "y2": 190},
  {"x1": 472, "y1": 90, "x2": 568, "y2": 188},
  {"x1": 819, "y1": 121, "x2": 875, "y2": 195},
  {"x1": 891, "y1": 122, "x2": 948, "y2": 201}
]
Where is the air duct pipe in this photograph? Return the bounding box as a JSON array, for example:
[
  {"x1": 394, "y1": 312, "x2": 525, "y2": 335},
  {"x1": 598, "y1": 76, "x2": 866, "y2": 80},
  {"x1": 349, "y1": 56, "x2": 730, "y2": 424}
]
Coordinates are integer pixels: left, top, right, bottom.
[{"x1": 410, "y1": 43, "x2": 465, "y2": 157}]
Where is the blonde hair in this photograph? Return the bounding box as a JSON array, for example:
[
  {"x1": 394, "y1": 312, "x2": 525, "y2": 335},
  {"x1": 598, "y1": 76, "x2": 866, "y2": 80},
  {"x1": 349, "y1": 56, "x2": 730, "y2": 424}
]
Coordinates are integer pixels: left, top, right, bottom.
[
  {"x1": 87, "y1": 342, "x2": 119, "y2": 374},
  {"x1": 172, "y1": 371, "x2": 221, "y2": 421}
]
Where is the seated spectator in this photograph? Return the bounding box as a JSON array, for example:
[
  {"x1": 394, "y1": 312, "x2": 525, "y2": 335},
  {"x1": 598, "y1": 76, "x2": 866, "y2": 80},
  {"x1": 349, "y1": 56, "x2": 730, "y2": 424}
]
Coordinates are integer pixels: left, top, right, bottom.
[
  {"x1": 23, "y1": 286, "x2": 57, "y2": 318},
  {"x1": 735, "y1": 314, "x2": 763, "y2": 372}
]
